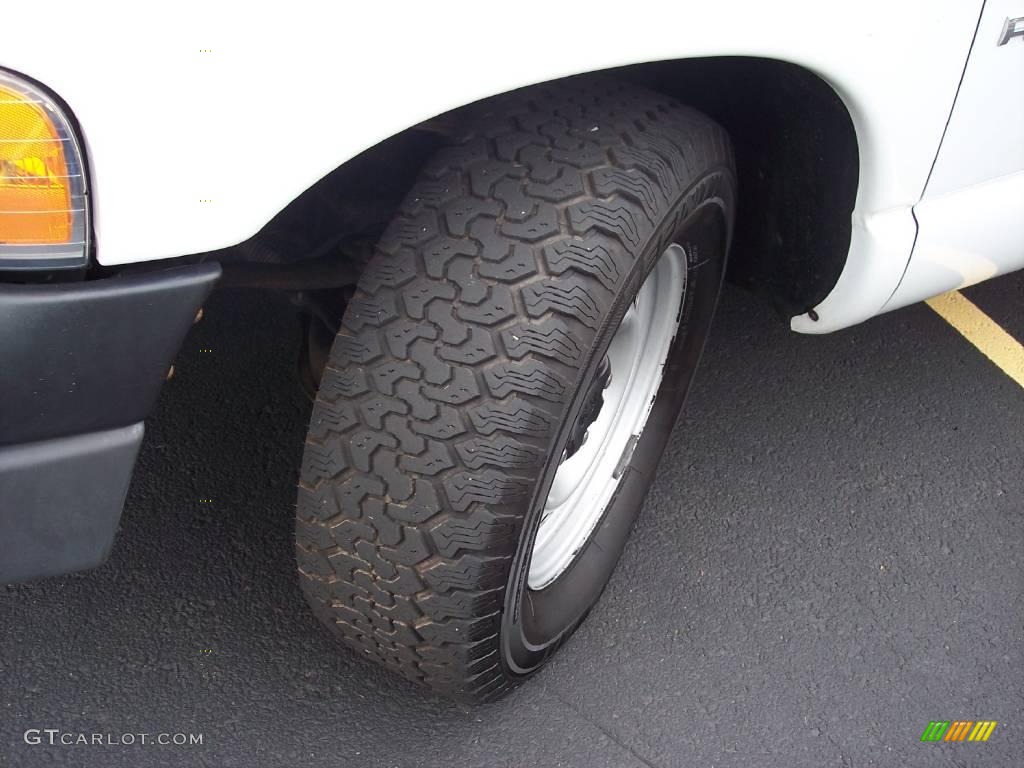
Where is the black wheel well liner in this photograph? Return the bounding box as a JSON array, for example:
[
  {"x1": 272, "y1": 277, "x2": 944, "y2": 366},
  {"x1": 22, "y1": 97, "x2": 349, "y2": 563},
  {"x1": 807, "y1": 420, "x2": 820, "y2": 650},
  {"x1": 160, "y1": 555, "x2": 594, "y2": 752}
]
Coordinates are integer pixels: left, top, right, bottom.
[{"x1": 621, "y1": 58, "x2": 858, "y2": 318}]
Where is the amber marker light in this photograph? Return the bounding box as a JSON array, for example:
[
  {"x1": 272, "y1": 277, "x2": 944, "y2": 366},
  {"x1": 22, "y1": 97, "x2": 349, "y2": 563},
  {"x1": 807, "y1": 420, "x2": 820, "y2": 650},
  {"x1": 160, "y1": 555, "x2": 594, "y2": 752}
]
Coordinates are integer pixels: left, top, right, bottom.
[{"x1": 0, "y1": 70, "x2": 88, "y2": 270}]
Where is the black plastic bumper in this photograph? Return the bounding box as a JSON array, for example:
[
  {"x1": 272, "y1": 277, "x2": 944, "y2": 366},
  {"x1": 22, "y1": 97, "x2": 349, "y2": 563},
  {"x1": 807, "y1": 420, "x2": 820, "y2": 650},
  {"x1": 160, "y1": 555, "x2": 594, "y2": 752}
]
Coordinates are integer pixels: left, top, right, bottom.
[{"x1": 0, "y1": 263, "x2": 220, "y2": 583}]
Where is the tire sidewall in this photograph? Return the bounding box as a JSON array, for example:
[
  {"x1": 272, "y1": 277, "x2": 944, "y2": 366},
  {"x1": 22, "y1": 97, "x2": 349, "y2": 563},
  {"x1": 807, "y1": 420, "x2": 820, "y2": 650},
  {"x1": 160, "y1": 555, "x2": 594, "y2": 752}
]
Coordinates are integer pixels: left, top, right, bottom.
[{"x1": 500, "y1": 185, "x2": 731, "y2": 677}]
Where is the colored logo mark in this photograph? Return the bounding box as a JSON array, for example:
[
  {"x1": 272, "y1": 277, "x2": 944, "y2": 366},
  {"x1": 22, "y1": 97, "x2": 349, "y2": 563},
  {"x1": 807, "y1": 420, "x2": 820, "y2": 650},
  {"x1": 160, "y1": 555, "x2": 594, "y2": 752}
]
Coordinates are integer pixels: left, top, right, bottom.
[{"x1": 920, "y1": 721, "x2": 997, "y2": 742}]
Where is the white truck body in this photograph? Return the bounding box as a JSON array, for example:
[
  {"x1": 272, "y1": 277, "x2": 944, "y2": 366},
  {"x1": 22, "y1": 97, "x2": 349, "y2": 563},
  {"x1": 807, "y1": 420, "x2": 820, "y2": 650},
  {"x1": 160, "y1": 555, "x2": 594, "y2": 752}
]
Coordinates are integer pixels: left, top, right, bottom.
[{"x1": 4, "y1": 0, "x2": 1022, "y2": 332}]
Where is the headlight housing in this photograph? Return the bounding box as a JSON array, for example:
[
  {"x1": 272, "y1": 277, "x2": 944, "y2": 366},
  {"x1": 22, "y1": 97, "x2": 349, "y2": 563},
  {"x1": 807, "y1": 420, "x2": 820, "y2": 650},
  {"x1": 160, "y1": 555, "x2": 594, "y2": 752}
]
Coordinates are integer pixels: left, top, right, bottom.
[{"x1": 0, "y1": 69, "x2": 88, "y2": 271}]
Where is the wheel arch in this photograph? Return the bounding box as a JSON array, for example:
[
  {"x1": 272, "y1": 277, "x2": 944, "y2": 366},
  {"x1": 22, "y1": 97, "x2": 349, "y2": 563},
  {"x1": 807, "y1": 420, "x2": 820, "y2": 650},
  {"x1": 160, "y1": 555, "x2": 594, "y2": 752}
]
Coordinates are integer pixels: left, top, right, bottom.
[{"x1": 230, "y1": 57, "x2": 859, "y2": 320}]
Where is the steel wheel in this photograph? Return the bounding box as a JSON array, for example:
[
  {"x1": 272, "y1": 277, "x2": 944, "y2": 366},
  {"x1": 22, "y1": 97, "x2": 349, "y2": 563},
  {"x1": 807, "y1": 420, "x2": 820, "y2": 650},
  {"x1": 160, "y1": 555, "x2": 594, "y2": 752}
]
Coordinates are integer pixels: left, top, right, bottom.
[{"x1": 528, "y1": 243, "x2": 688, "y2": 589}]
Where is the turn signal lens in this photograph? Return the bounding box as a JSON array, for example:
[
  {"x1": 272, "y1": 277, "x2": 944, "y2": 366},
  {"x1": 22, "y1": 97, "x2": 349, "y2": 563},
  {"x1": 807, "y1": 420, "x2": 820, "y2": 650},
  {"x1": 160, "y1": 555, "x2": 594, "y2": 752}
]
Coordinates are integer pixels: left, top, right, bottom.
[{"x1": 0, "y1": 70, "x2": 88, "y2": 270}]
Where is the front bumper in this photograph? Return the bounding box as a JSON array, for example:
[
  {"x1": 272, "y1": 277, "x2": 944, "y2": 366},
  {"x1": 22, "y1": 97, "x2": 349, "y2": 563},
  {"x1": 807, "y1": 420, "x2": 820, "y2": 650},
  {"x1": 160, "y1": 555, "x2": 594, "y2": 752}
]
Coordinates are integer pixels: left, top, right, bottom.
[{"x1": 0, "y1": 263, "x2": 220, "y2": 582}]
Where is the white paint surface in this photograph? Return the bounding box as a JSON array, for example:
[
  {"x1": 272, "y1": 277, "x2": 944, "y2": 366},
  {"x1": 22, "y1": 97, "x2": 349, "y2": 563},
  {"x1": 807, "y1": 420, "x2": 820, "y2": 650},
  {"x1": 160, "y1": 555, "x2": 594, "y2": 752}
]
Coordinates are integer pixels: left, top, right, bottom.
[
  {"x1": 885, "y1": 0, "x2": 1024, "y2": 312},
  {"x1": 3, "y1": 1, "x2": 991, "y2": 331}
]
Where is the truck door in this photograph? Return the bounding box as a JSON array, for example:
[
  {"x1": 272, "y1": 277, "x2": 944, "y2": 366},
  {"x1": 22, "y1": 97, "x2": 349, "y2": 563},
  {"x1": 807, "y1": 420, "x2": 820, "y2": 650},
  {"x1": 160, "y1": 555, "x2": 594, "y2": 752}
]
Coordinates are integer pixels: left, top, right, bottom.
[{"x1": 885, "y1": 0, "x2": 1024, "y2": 311}]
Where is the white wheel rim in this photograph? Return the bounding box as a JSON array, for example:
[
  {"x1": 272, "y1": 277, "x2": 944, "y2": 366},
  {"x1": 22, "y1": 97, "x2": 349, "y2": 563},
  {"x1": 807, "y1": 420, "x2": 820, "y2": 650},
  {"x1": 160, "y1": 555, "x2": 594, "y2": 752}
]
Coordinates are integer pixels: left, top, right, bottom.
[{"x1": 527, "y1": 244, "x2": 688, "y2": 590}]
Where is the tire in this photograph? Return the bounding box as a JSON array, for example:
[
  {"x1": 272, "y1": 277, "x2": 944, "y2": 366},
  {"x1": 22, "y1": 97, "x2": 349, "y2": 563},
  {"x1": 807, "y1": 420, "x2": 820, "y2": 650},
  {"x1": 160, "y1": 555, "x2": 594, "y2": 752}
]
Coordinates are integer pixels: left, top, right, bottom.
[{"x1": 296, "y1": 76, "x2": 735, "y2": 702}]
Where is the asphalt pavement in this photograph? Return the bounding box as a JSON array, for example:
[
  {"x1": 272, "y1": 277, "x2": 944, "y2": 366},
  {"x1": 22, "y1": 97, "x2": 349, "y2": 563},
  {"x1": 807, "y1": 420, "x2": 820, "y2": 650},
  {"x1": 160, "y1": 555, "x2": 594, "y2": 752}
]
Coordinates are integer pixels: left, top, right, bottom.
[{"x1": 2, "y1": 272, "x2": 1022, "y2": 767}]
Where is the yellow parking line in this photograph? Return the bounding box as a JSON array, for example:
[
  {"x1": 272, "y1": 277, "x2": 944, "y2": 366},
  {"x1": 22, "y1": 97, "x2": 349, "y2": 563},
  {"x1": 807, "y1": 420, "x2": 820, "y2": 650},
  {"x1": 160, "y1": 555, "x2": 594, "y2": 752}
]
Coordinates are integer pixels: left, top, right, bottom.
[{"x1": 926, "y1": 290, "x2": 1024, "y2": 390}]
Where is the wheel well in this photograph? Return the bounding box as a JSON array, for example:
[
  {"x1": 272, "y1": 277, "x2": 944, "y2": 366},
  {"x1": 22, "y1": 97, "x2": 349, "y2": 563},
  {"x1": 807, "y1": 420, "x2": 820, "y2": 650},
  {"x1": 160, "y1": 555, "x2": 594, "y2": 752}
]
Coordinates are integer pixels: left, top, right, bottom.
[
  {"x1": 226, "y1": 57, "x2": 858, "y2": 321},
  {"x1": 622, "y1": 58, "x2": 858, "y2": 318}
]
